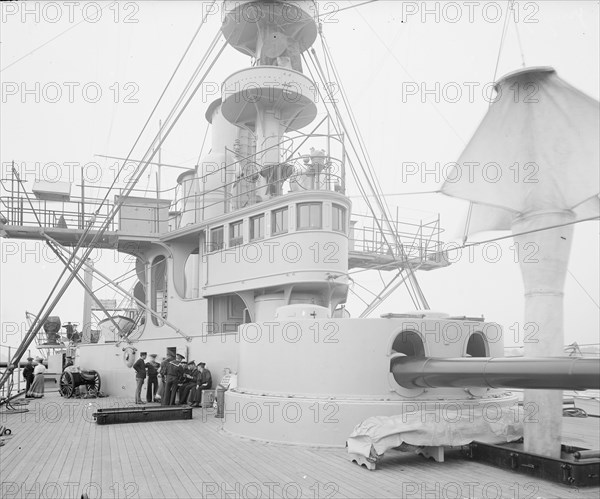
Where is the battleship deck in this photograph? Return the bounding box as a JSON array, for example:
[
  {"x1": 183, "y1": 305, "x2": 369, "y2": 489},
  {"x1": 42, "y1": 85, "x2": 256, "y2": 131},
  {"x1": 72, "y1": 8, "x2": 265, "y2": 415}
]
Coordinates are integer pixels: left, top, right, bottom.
[{"x1": 1, "y1": 391, "x2": 599, "y2": 499}]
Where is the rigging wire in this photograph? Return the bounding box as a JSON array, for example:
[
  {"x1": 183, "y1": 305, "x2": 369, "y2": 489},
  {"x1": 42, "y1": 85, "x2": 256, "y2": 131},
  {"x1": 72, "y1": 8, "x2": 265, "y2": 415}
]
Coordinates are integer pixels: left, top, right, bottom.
[
  {"x1": 55, "y1": 32, "x2": 224, "y2": 313},
  {"x1": 46, "y1": 238, "x2": 191, "y2": 341},
  {"x1": 490, "y1": 1, "x2": 513, "y2": 99},
  {"x1": 13, "y1": 15, "x2": 222, "y2": 327},
  {"x1": 9, "y1": 168, "x2": 125, "y2": 337},
  {"x1": 348, "y1": 215, "x2": 600, "y2": 276},
  {"x1": 352, "y1": 9, "x2": 466, "y2": 145},
  {"x1": 511, "y1": 1, "x2": 528, "y2": 67},
  {"x1": 196, "y1": 121, "x2": 212, "y2": 166},
  {"x1": 302, "y1": 52, "x2": 421, "y2": 310},
  {"x1": 307, "y1": 43, "x2": 428, "y2": 309},
  {"x1": 0, "y1": 3, "x2": 112, "y2": 73},
  {"x1": 315, "y1": 38, "x2": 431, "y2": 308},
  {"x1": 568, "y1": 270, "x2": 600, "y2": 309},
  {"x1": 0, "y1": 22, "x2": 225, "y2": 389},
  {"x1": 99, "y1": 19, "x2": 220, "y2": 207},
  {"x1": 463, "y1": 0, "x2": 525, "y2": 242}
]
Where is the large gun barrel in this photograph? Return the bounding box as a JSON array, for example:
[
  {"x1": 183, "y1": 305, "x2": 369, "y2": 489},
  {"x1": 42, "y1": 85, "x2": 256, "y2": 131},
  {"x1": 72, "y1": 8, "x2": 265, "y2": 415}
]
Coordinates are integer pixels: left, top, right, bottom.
[{"x1": 391, "y1": 357, "x2": 600, "y2": 390}]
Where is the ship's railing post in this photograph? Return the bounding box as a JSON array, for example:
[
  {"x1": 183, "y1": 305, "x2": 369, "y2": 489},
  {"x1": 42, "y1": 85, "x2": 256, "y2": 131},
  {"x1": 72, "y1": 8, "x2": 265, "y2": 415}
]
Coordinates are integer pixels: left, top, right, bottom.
[
  {"x1": 80, "y1": 170, "x2": 85, "y2": 229},
  {"x1": 16, "y1": 347, "x2": 21, "y2": 393},
  {"x1": 341, "y1": 132, "x2": 346, "y2": 194},
  {"x1": 419, "y1": 220, "x2": 424, "y2": 262},
  {"x1": 1, "y1": 345, "x2": 4, "y2": 400},
  {"x1": 10, "y1": 169, "x2": 15, "y2": 222},
  {"x1": 8, "y1": 345, "x2": 12, "y2": 396}
]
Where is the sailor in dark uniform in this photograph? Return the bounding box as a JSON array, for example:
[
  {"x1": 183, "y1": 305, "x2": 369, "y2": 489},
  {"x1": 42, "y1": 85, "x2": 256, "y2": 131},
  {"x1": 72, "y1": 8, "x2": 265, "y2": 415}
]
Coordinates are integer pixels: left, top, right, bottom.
[
  {"x1": 145, "y1": 354, "x2": 160, "y2": 403},
  {"x1": 190, "y1": 362, "x2": 212, "y2": 407},
  {"x1": 157, "y1": 356, "x2": 168, "y2": 402},
  {"x1": 132, "y1": 352, "x2": 147, "y2": 404},
  {"x1": 23, "y1": 357, "x2": 35, "y2": 395},
  {"x1": 178, "y1": 361, "x2": 197, "y2": 405},
  {"x1": 163, "y1": 353, "x2": 184, "y2": 406}
]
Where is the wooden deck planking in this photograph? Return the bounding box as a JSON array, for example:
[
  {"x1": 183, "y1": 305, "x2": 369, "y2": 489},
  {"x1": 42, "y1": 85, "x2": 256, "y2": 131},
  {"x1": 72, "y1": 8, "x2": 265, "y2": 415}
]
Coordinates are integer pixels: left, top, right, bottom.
[
  {"x1": 154, "y1": 418, "x2": 201, "y2": 497},
  {"x1": 105, "y1": 424, "x2": 125, "y2": 490},
  {"x1": 133, "y1": 418, "x2": 197, "y2": 498},
  {"x1": 128, "y1": 416, "x2": 173, "y2": 498},
  {"x1": 202, "y1": 422, "x2": 349, "y2": 498},
  {"x1": 166, "y1": 415, "x2": 256, "y2": 497},
  {"x1": 96, "y1": 413, "x2": 115, "y2": 494},
  {"x1": 32, "y1": 397, "x2": 82, "y2": 488},
  {"x1": 54, "y1": 397, "x2": 90, "y2": 489},
  {"x1": 563, "y1": 415, "x2": 600, "y2": 447},
  {"x1": 195, "y1": 423, "x2": 285, "y2": 494},
  {"x1": 1, "y1": 393, "x2": 599, "y2": 499},
  {"x1": 52, "y1": 400, "x2": 87, "y2": 483},
  {"x1": 119, "y1": 415, "x2": 153, "y2": 498},
  {"x1": 113, "y1": 415, "x2": 147, "y2": 498},
  {"x1": 0, "y1": 401, "x2": 42, "y2": 478},
  {"x1": 186, "y1": 417, "x2": 287, "y2": 491},
  {"x1": 17, "y1": 397, "x2": 76, "y2": 490},
  {"x1": 213, "y1": 431, "x2": 330, "y2": 497},
  {"x1": 74, "y1": 407, "x2": 99, "y2": 494},
  {"x1": 0, "y1": 420, "x2": 42, "y2": 497},
  {"x1": 260, "y1": 445, "x2": 371, "y2": 498}
]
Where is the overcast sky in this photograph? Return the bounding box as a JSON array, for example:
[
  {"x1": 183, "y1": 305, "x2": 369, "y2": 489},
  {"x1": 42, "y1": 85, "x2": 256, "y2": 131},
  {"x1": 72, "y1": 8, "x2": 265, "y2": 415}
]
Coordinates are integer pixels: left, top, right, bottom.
[{"x1": 1, "y1": 1, "x2": 598, "y2": 356}]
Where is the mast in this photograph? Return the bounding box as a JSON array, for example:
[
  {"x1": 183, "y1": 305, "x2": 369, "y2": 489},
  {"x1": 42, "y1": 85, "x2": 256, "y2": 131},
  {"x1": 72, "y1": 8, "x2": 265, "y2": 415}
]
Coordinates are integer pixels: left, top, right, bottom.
[
  {"x1": 220, "y1": 0, "x2": 319, "y2": 195},
  {"x1": 82, "y1": 259, "x2": 93, "y2": 342}
]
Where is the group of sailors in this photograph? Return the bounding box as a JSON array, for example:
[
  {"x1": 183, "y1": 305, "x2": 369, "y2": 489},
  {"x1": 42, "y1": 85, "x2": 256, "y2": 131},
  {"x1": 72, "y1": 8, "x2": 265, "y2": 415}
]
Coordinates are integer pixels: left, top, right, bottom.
[{"x1": 133, "y1": 352, "x2": 212, "y2": 406}]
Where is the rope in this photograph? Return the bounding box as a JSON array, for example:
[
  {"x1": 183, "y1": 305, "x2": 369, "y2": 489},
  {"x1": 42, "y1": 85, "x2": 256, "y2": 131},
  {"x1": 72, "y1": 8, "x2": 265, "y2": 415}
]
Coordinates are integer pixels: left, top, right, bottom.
[
  {"x1": 348, "y1": 215, "x2": 600, "y2": 276},
  {"x1": 568, "y1": 270, "x2": 600, "y2": 309},
  {"x1": 490, "y1": 2, "x2": 513, "y2": 105},
  {"x1": 511, "y1": 1, "x2": 527, "y2": 67},
  {"x1": 0, "y1": 22, "x2": 224, "y2": 391},
  {"x1": 306, "y1": 45, "x2": 426, "y2": 309},
  {"x1": 0, "y1": 3, "x2": 113, "y2": 73}
]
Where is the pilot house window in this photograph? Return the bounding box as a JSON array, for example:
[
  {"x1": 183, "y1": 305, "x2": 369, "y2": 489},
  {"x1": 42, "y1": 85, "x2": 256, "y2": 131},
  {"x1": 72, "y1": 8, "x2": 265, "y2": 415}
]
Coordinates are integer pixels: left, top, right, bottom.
[
  {"x1": 271, "y1": 207, "x2": 288, "y2": 235},
  {"x1": 297, "y1": 202, "x2": 322, "y2": 230},
  {"x1": 209, "y1": 226, "x2": 224, "y2": 252},
  {"x1": 230, "y1": 220, "x2": 243, "y2": 246},
  {"x1": 250, "y1": 214, "x2": 264, "y2": 241},
  {"x1": 332, "y1": 204, "x2": 346, "y2": 233}
]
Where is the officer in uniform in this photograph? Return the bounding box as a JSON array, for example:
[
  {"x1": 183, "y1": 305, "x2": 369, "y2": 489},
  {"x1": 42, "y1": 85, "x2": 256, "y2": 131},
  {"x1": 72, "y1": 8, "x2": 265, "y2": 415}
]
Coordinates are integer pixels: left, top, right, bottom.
[
  {"x1": 178, "y1": 361, "x2": 197, "y2": 405},
  {"x1": 133, "y1": 352, "x2": 147, "y2": 404},
  {"x1": 163, "y1": 353, "x2": 185, "y2": 406},
  {"x1": 190, "y1": 362, "x2": 212, "y2": 408},
  {"x1": 157, "y1": 356, "x2": 168, "y2": 402},
  {"x1": 145, "y1": 354, "x2": 160, "y2": 403}
]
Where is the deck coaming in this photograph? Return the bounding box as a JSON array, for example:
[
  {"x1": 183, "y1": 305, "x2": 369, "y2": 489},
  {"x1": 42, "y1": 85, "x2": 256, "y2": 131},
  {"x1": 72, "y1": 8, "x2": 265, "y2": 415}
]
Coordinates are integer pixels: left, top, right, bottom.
[{"x1": 1, "y1": 393, "x2": 599, "y2": 499}]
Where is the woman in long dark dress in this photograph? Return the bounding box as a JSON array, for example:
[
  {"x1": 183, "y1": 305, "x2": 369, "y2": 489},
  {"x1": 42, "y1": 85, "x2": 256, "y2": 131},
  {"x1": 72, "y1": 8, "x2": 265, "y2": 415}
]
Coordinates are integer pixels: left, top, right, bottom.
[{"x1": 26, "y1": 357, "x2": 46, "y2": 398}]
